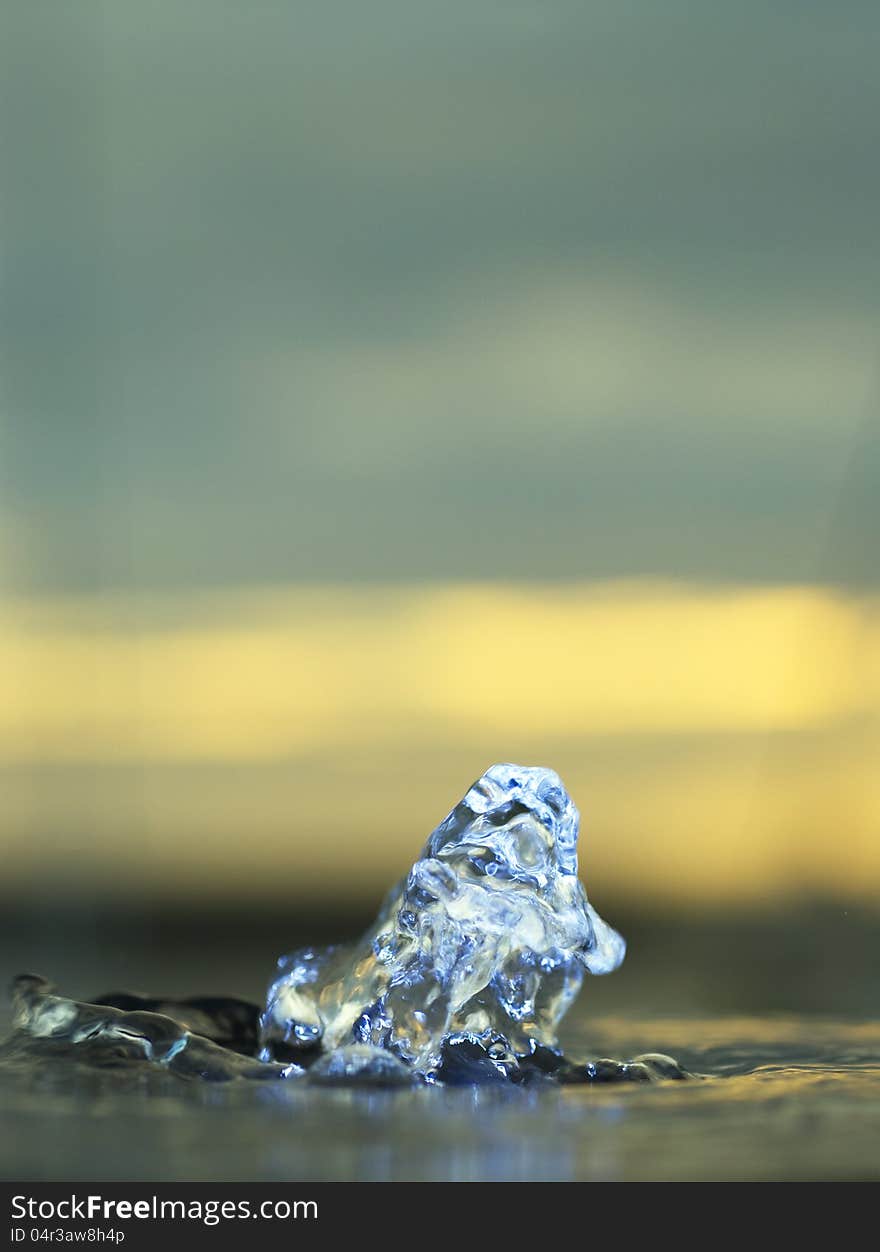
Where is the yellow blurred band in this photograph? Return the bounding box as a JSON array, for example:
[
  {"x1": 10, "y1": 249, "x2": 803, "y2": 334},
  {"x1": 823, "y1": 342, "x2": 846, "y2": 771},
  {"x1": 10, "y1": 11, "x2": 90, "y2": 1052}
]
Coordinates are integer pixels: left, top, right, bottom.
[{"x1": 1, "y1": 580, "x2": 877, "y2": 906}]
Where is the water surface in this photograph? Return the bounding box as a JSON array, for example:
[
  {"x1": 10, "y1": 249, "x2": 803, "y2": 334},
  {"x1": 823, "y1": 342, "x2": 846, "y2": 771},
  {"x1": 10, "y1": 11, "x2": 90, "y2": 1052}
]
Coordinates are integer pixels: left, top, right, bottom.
[{"x1": 2, "y1": 1006, "x2": 876, "y2": 1181}]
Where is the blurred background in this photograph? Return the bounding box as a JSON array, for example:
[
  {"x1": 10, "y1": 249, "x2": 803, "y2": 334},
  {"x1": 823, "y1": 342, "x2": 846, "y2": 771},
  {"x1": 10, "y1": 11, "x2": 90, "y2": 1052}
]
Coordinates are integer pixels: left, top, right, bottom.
[{"x1": 1, "y1": 2, "x2": 878, "y2": 1024}]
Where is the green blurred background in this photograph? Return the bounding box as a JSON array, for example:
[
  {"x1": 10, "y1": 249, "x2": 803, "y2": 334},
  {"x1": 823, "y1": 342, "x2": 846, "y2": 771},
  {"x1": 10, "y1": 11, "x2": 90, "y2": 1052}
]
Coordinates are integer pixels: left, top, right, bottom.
[{"x1": 1, "y1": 2, "x2": 878, "y2": 1021}]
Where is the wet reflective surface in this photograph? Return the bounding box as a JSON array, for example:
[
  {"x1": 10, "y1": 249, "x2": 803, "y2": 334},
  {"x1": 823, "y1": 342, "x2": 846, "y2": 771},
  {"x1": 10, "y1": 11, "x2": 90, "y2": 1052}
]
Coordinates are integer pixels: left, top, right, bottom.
[
  {"x1": 3, "y1": 899, "x2": 878, "y2": 1180},
  {"x1": 2, "y1": 1006, "x2": 877, "y2": 1181}
]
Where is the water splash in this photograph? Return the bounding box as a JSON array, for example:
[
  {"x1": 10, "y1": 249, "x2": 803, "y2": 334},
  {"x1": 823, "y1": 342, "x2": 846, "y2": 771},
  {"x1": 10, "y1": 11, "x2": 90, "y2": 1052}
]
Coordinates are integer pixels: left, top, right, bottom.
[
  {"x1": 262, "y1": 764, "x2": 626, "y2": 1075},
  {"x1": 5, "y1": 975, "x2": 286, "y2": 1082},
  {"x1": 2, "y1": 765, "x2": 687, "y2": 1086}
]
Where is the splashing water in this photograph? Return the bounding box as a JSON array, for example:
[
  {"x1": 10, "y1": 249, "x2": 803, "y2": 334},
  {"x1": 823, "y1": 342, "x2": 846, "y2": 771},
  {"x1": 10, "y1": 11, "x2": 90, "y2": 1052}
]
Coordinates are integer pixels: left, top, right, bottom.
[
  {"x1": 262, "y1": 763, "x2": 627, "y2": 1074},
  {"x1": 2, "y1": 765, "x2": 687, "y2": 1086}
]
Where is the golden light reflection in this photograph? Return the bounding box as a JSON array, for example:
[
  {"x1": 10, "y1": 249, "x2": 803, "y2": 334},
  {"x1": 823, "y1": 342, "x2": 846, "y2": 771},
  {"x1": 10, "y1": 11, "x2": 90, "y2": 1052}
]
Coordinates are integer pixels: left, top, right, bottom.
[{"x1": 1, "y1": 581, "x2": 877, "y2": 906}]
